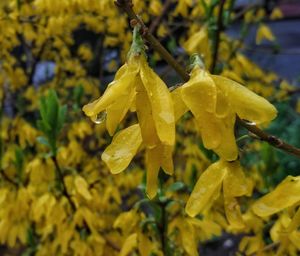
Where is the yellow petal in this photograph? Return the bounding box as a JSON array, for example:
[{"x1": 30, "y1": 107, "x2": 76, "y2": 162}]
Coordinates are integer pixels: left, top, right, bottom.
[
  {"x1": 74, "y1": 176, "x2": 92, "y2": 201},
  {"x1": 106, "y1": 83, "x2": 136, "y2": 135},
  {"x1": 102, "y1": 124, "x2": 142, "y2": 174},
  {"x1": 215, "y1": 86, "x2": 230, "y2": 118},
  {"x1": 223, "y1": 161, "x2": 252, "y2": 197},
  {"x1": 252, "y1": 176, "x2": 300, "y2": 217},
  {"x1": 183, "y1": 26, "x2": 208, "y2": 55},
  {"x1": 185, "y1": 160, "x2": 227, "y2": 217},
  {"x1": 145, "y1": 146, "x2": 161, "y2": 199},
  {"x1": 120, "y1": 233, "x2": 138, "y2": 256},
  {"x1": 181, "y1": 67, "x2": 217, "y2": 114},
  {"x1": 223, "y1": 194, "x2": 245, "y2": 229},
  {"x1": 256, "y1": 24, "x2": 275, "y2": 44},
  {"x1": 138, "y1": 232, "x2": 154, "y2": 256},
  {"x1": 211, "y1": 75, "x2": 277, "y2": 124},
  {"x1": 287, "y1": 207, "x2": 300, "y2": 233},
  {"x1": 195, "y1": 112, "x2": 221, "y2": 149},
  {"x1": 140, "y1": 57, "x2": 175, "y2": 145},
  {"x1": 178, "y1": 218, "x2": 198, "y2": 256},
  {"x1": 136, "y1": 76, "x2": 160, "y2": 148},
  {"x1": 209, "y1": 113, "x2": 238, "y2": 161},
  {"x1": 171, "y1": 87, "x2": 188, "y2": 122},
  {"x1": 160, "y1": 144, "x2": 174, "y2": 175},
  {"x1": 270, "y1": 7, "x2": 283, "y2": 20},
  {"x1": 82, "y1": 63, "x2": 138, "y2": 118}
]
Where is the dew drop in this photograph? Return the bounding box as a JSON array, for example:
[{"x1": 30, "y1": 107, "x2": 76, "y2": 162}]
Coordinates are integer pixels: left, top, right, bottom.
[{"x1": 91, "y1": 112, "x2": 107, "y2": 124}]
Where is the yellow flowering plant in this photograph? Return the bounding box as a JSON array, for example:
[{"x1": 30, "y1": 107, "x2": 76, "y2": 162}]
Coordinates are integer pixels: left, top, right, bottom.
[{"x1": 0, "y1": 0, "x2": 300, "y2": 255}]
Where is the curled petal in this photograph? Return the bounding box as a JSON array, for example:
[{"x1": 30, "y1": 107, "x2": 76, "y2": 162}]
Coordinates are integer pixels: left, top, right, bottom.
[
  {"x1": 102, "y1": 124, "x2": 142, "y2": 174},
  {"x1": 211, "y1": 75, "x2": 277, "y2": 124},
  {"x1": 196, "y1": 112, "x2": 221, "y2": 149},
  {"x1": 140, "y1": 58, "x2": 175, "y2": 146},
  {"x1": 211, "y1": 114, "x2": 238, "y2": 161},
  {"x1": 136, "y1": 76, "x2": 160, "y2": 148},
  {"x1": 82, "y1": 64, "x2": 138, "y2": 118},
  {"x1": 252, "y1": 176, "x2": 300, "y2": 217},
  {"x1": 145, "y1": 147, "x2": 161, "y2": 199},
  {"x1": 185, "y1": 161, "x2": 227, "y2": 217},
  {"x1": 106, "y1": 86, "x2": 136, "y2": 135},
  {"x1": 223, "y1": 194, "x2": 245, "y2": 229},
  {"x1": 223, "y1": 161, "x2": 252, "y2": 198},
  {"x1": 171, "y1": 87, "x2": 188, "y2": 122},
  {"x1": 181, "y1": 68, "x2": 217, "y2": 114}
]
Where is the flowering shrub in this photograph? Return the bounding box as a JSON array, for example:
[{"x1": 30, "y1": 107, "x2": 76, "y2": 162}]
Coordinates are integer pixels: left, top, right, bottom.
[{"x1": 1, "y1": 0, "x2": 300, "y2": 255}]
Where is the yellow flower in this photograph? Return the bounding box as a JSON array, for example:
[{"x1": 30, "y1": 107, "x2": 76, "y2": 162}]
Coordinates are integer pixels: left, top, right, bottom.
[
  {"x1": 256, "y1": 23, "x2": 275, "y2": 45},
  {"x1": 183, "y1": 26, "x2": 211, "y2": 67},
  {"x1": 270, "y1": 7, "x2": 283, "y2": 20},
  {"x1": 83, "y1": 27, "x2": 175, "y2": 198},
  {"x1": 101, "y1": 124, "x2": 173, "y2": 199},
  {"x1": 186, "y1": 160, "x2": 252, "y2": 229},
  {"x1": 252, "y1": 176, "x2": 300, "y2": 217},
  {"x1": 174, "y1": 57, "x2": 277, "y2": 160},
  {"x1": 82, "y1": 54, "x2": 175, "y2": 146}
]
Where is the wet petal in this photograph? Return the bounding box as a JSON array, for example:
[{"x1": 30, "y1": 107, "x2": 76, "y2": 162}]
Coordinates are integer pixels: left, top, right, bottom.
[
  {"x1": 140, "y1": 57, "x2": 175, "y2": 145},
  {"x1": 252, "y1": 176, "x2": 300, "y2": 217},
  {"x1": 106, "y1": 86, "x2": 136, "y2": 136},
  {"x1": 215, "y1": 86, "x2": 230, "y2": 118},
  {"x1": 211, "y1": 75, "x2": 277, "y2": 124},
  {"x1": 145, "y1": 146, "x2": 161, "y2": 199},
  {"x1": 102, "y1": 124, "x2": 142, "y2": 174},
  {"x1": 160, "y1": 144, "x2": 174, "y2": 175},
  {"x1": 181, "y1": 68, "x2": 217, "y2": 114},
  {"x1": 212, "y1": 113, "x2": 238, "y2": 161},
  {"x1": 185, "y1": 160, "x2": 227, "y2": 217},
  {"x1": 171, "y1": 87, "x2": 188, "y2": 122},
  {"x1": 136, "y1": 76, "x2": 160, "y2": 148},
  {"x1": 223, "y1": 194, "x2": 245, "y2": 229},
  {"x1": 196, "y1": 112, "x2": 221, "y2": 149},
  {"x1": 223, "y1": 161, "x2": 252, "y2": 197},
  {"x1": 82, "y1": 64, "x2": 138, "y2": 118}
]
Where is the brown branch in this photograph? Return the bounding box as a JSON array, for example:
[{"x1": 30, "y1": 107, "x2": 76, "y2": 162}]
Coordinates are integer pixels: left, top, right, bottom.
[
  {"x1": 210, "y1": 0, "x2": 226, "y2": 73},
  {"x1": 149, "y1": 0, "x2": 173, "y2": 34},
  {"x1": 115, "y1": 0, "x2": 300, "y2": 159},
  {"x1": 115, "y1": 0, "x2": 189, "y2": 82},
  {"x1": 237, "y1": 117, "x2": 300, "y2": 158}
]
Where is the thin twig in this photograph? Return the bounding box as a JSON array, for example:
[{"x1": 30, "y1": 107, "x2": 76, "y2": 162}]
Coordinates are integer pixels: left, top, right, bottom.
[
  {"x1": 115, "y1": 0, "x2": 300, "y2": 159},
  {"x1": 237, "y1": 117, "x2": 300, "y2": 158}
]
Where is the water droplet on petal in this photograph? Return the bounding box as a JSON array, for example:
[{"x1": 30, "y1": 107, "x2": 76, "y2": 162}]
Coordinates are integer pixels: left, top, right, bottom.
[{"x1": 91, "y1": 112, "x2": 107, "y2": 124}]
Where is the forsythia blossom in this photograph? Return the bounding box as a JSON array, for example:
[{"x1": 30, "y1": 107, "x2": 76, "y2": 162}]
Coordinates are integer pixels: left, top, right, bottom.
[
  {"x1": 186, "y1": 160, "x2": 252, "y2": 229},
  {"x1": 83, "y1": 27, "x2": 175, "y2": 198},
  {"x1": 173, "y1": 55, "x2": 277, "y2": 160}
]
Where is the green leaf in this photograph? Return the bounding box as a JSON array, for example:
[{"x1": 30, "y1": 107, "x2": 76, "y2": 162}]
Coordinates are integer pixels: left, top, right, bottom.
[
  {"x1": 167, "y1": 182, "x2": 186, "y2": 192},
  {"x1": 57, "y1": 105, "x2": 67, "y2": 133},
  {"x1": 13, "y1": 147, "x2": 24, "y2": 185},
  {"x1": 46, "y1": 90, "x2": 59, "y2": 130}
]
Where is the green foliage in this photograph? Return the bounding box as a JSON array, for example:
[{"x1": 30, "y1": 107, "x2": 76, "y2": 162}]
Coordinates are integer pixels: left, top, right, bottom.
[{"x1": 37, "y1": 90, "x2": 67, "y2": 155}]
